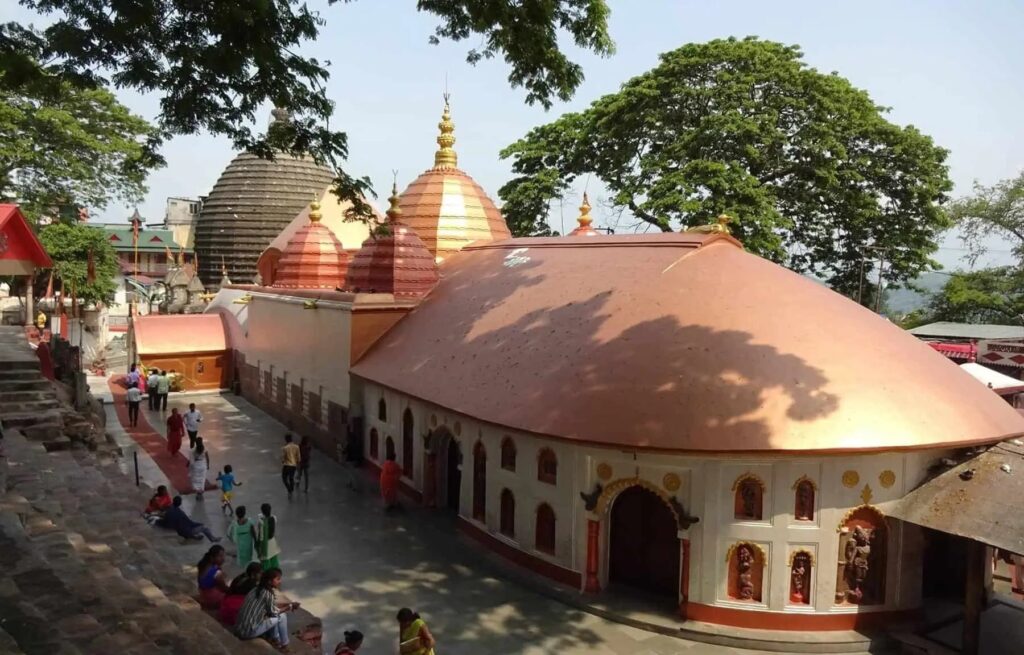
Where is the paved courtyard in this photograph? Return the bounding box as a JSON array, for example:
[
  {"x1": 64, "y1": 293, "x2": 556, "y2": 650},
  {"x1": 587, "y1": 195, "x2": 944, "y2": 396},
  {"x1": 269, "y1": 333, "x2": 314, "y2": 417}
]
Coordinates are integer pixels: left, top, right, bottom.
[{"x1": 127, "y1": 391, "x2": 858, "y2": 655}]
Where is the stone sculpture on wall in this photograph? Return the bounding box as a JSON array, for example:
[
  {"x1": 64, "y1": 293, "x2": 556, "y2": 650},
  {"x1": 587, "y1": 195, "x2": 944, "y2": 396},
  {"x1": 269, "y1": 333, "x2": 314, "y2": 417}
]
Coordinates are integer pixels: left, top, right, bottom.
[
  {"x1": 834, "y1": 506, "x2": 886, "y2": 605},
  {"x1": 794, "y1": 478, "x2": 815, "y2": 521},
  {"x1": 732, "y1": 474, "x2": 764, "y2": 521},
  {"x1": 727, "y1": 541, "x2": 764, "y2": 602},
  {"x1": 842, "y1": 526, "x2": 872, "y2": 603},
  {"x1": 737, "y1": 544, "x2": 755, "y2": 599},
  {"x1": 790, "y1": 552, "x2": 812, "y2": 604}
]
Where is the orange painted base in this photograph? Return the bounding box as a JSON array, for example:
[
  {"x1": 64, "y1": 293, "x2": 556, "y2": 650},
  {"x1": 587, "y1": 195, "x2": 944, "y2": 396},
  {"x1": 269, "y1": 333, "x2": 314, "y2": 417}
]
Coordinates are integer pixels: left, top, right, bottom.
[
  {"x1": 684, "y1": 602, "x2": 919, "y2": 631},
  {"x1": 457, "y1": 516, "x2": 582, "y2": 589}
]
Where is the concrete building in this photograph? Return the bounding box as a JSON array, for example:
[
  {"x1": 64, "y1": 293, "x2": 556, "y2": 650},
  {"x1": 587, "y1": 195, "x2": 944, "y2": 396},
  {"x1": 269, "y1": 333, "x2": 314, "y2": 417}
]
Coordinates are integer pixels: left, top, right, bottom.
[{"x1": 162, "y1": 196, "x2": 202, "y2": 249}]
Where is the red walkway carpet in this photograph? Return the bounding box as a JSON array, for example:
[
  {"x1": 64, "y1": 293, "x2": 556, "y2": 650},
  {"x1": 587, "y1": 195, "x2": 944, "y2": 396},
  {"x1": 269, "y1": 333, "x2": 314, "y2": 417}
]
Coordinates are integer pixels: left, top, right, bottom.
[{"x1": 107, "y1": 377, "x2": 215, "y2": 494}]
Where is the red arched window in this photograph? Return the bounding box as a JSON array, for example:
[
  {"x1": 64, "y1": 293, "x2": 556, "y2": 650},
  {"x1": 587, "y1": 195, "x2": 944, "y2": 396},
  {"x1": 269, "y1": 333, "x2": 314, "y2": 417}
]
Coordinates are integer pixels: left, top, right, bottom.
[
  {"x1": 500, "y1": 437, "x2": 517, "y2": 471},
  {"x1": 794, "y1": 479, "x2": 815, "y2": 521},
  {"x1": 385, "y1": 436, "x2": 396, "y2": 460},
  {"x1": 472, "y1": 441, "x2": 487, "y2": 521},
  {"x1": 734, "y1": 475, "x2": 764, "y2": 521},
  {"x1": 402, "y1": 409, "x2": 414, "y2": 477},
  {"x1": 369, "y1": 427, "x2": 379, "y2": 460},
  {"x1": 537, "y1": 448, "x2": 557, "y2": 485},
  {"x1": 377, "y1": 397, "x2": 387, "y2": 422},
  {"x1": 500, "y1": 489, "x2": 515, "y2": 537},
  {"x1": 535, "y1": 503, "x2": 556, "y2": 554}
]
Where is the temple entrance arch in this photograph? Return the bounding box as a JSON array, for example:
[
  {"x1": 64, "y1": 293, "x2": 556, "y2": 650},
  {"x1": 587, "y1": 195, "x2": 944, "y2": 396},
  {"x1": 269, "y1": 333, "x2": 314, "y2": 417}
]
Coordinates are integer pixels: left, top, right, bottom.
[{"x1": 608, "y1": 485, "x2": 680, "y2": 598}]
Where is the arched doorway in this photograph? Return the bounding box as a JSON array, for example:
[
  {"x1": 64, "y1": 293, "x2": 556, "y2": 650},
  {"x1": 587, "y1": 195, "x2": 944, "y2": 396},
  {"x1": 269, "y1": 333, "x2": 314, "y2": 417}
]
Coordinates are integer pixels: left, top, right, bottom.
[
  {"x1": 609, "y1": 485, "x2": 679, "y2": 598},
  {"x1": 472, "y1": 441, "x2": 486, "y2": 521},
  {"x1": 445, "y1": 439, "x2": 462, "y2": 513}
]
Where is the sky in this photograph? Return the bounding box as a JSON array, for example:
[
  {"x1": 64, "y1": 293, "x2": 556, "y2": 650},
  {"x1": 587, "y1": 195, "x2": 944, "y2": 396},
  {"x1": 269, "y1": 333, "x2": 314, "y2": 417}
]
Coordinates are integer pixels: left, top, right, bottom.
[{"x1": 7, "y1": 0, "x2": 1023, "y2": 270}]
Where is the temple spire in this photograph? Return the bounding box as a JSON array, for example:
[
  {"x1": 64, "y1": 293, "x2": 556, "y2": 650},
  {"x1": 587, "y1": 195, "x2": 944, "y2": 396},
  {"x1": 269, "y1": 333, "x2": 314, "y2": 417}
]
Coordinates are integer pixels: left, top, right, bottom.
[
  {"x1": 386, "y1": 176, "x2": 403, "y2": 224},
  {"x1": 433, "y1": 93, "x2": 458, "y2": 170},
  {"x1": 309, "y1": 198, "x2": 322, "y2": 223},
  {"x1": 577, "y1": 192, "x2": 593, "y2": 230}
]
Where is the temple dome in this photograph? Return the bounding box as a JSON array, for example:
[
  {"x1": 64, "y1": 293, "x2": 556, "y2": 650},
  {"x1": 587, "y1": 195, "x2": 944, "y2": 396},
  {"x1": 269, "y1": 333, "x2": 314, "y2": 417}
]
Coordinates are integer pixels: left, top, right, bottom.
[
  {"x1": 272, "y1": 201, "x2": 349, "y2": 290},
  {"x1": 398, "y1": 97, "x2": 511, "y2": 262},
  {"x1": 345, "y1": 181, "x2": 439, "y2": 296},
  {"x1": 194, "y1": 110, "x2": 336, "y2": 284}
]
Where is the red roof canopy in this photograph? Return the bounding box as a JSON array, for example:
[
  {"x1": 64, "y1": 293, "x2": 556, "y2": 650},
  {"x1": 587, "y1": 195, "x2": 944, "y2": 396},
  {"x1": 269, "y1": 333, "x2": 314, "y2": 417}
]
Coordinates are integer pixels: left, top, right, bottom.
[{"x1": 0, "y1": 205, "x2": 53, "y2": 274}]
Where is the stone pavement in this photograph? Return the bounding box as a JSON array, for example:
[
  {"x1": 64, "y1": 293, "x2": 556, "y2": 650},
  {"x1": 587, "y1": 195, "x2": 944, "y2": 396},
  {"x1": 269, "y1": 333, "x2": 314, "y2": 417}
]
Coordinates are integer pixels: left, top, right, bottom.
[{"x1": 135, "y1": 392, "x2": 879, "y2": 655}]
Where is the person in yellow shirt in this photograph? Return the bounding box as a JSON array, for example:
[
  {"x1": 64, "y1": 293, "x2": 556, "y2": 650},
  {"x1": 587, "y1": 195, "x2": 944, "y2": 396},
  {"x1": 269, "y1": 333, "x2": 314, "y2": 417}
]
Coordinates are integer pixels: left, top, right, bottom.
[{"x1": 281, "y1": 433, "x2": 301, "y2": 498}]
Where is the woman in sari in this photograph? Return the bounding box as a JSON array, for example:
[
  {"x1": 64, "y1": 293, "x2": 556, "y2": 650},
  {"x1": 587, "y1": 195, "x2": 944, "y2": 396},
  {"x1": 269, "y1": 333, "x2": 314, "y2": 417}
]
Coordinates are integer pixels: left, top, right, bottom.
[
  {"x1": 257, "y1": 503, "x2": 281, "y2": 571},
  {"x1": 188, "y1": 437, "x2": 210, "y2": 500},
  {"x1": 227, "y1": 505, "x2": 257, "y2": 566},
  {"x1": 196, "y1": 545, "x2": 231, "y2": 609},
  {"x1": 397, "y1": 608, "x2": 435, "y2": 655},
  {"x1": 166, "y1": 407, "x2": 185, "y2": 456},
  {"x1": 380, "y1": 453, "x2": 402, "y2": 511}
]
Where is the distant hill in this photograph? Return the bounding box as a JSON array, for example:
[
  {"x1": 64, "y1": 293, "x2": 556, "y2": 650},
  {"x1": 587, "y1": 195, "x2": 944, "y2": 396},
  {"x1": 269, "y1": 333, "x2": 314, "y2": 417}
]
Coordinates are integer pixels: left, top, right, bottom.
[{"x1": 885, "y1": 272, "x2": 948, "y2": 314}]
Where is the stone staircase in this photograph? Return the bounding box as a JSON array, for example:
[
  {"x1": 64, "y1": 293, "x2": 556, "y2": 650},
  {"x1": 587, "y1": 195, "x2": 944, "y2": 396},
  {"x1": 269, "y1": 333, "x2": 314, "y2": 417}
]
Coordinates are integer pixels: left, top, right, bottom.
[
  {"x1": 0, "y1": 329, "x2": 63, "y2": 445},
  {"x1": 0, "y1": 427, "x2": 319, "y2": 655}
]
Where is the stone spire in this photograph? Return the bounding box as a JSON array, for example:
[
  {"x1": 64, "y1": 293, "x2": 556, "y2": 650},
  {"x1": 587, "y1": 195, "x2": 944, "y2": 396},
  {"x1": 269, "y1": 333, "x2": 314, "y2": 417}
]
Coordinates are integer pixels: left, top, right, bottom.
[{"x1": 433, "y1": 93, "x2": 457, "y2": 170}]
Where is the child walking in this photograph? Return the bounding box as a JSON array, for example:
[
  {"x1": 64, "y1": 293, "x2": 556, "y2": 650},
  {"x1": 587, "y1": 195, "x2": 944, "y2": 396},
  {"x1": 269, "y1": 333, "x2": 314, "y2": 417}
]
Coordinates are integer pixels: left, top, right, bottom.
[{"x1": 216, "y1": 465, "x2": 242, "y2": 515}]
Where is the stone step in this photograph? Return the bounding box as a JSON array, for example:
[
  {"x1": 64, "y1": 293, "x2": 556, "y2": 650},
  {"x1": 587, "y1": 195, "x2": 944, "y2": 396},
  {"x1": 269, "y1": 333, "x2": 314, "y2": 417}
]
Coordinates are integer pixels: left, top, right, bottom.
[
  {"x1": 3, "y1": 409, "x2": 63, "y2": 427},
  {"x1": 0, "y1": 358, "x2": 42, "y2": 372},
  {"x1": 0, "y1": 399, "x2": 62, "y2": 414},
  {"x1": 0, "y1": 378, "x2": 52, "y2": 392},
  {"x1": 0, "y1": 389, "x2": 56, "y2": 403}
]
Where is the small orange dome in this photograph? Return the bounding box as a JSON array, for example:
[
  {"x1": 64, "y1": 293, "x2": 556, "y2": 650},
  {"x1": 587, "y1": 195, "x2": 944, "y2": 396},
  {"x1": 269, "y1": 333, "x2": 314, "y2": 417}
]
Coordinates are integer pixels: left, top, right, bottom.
[
  {"x1": 345, "y1": 181, "x2": 439, "y2": 296},
  {"x1": 568, "y1": 192, "x2": 600, "y2": 237},
  {"x1": 399, "y1": 96, "x2": 511, "y2": 262},
  {"x1": 272, "y1": 201, "x2": 349, "y2": 289}
]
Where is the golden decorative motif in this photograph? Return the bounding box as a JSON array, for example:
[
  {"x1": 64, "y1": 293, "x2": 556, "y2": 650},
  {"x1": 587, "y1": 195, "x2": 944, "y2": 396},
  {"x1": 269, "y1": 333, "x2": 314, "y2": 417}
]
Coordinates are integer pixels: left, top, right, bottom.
[
  {"x1": 453, "y1": 421, "x2": 462, "y2": 436},
  {"x1": 430, "y1": 414, "x2": 437, "y2": 427},
  {"x1": 308, "y1": 199, "x2": 322, "y2": 223},
  {"x1": 663, "y1": 472, "x2": 682, "y2": 492},
  {"x1": 594, "y1": 477, "x2": 680, "y2": 525},
  {"x1": 434, "y1": 93, "x2": 457, "y2": 169},
  {"x1": 791, "y1": 474, "x2": 818, "y2": 491},
  {"x1": 687, "y1": 213, "x2": 732, "y2": 235},
  {"x1": 835, "y1": 504, "x2": 885, "y2": 532},
  {"x1": 860, "y1": 484, "x2": 873, "y2": 505},
  {"x1": 731, "y1": 472, "x2": 766, "y2": 492},
  {"x1": 568, "y1": 192, "x2": 600, "y2": 237},
  {"x1": 879, "y1": 470, "x2": 896, "y2": 488},
  {"x1": 724, "y1": 540, "x2": 767, "y2": 564},
  {"x1": 788, "y1": 549, "x2": 815, "y2": 567},
  {"x1": 841, "y1": 470, "x2": 860, "y2": 488},
  {"x1": 385, "y1": 181, "x2": 402, "y2": 222},
  {"x1": 596, "y1": 463, "x2": 613, "y2": 481}
]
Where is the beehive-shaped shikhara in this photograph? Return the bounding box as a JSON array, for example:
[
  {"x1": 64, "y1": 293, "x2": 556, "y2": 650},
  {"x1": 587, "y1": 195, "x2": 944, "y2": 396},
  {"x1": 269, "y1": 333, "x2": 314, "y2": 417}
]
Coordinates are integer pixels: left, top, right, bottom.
[
  {"x1": 398, "y1": 95, "x2": 510, "y2": 262},
  {"x1": 193, "y1": 108, "x2": 335, "y2": 284},
  {"x1": 345, "y1": 182, "x2": 439, "y2": 296},
  {"x1": 272, "y1": 200, "x2": 349, "y2": 289}
]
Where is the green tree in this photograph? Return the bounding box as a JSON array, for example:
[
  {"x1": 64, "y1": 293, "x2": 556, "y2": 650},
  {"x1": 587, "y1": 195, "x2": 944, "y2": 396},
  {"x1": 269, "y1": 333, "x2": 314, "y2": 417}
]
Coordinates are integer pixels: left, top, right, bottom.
[
  {"x1": 499, "y1": 37, "x2": 953, "y2": 294},
  {"x1": 37, "y1": 223, "x2": 120, "y2": 306},
  {"x1": 926, "y1": 267, "x2": 1024, "y2": 325},
  {"x1": 0, "y1": 78, "x2": 160, "y2": 223},
  {"x1": 950, "y1": 171, "x2": 1024, "y2": 264},
  {"x1": 2, "y1": 0, "x2": 613, "y2": 217}
]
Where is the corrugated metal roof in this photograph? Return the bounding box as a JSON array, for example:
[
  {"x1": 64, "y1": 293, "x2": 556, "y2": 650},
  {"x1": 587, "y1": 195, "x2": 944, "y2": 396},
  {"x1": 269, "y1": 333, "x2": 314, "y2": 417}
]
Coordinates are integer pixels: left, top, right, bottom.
[
  {"x1": 885, "y1": 441, "x2": 1024, "y2": 555},
  {"x1": 910, "y1": 322, "x2": 1024, "y2": 340},
  {"x1": 100, "y1": 226, "x2": 192, "y2": 253}
]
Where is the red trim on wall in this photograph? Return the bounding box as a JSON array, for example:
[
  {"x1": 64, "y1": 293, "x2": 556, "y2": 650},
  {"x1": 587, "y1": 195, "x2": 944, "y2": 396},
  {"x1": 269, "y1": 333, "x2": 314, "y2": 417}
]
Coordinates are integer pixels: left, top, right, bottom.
[
  {"x1": 684, "y1": 602, "x2": 919, "y2": 631},
  {"x1": 457, "y1": 516, "x2": 581, "y2": 589}
]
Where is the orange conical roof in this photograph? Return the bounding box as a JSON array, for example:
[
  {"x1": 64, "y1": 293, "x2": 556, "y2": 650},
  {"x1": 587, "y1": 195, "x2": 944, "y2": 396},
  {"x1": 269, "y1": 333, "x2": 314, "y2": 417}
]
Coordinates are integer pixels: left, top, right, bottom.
[
  {"x1": 568, "y1": 192, "x2": 600, "y2": 237},
  {"x1": 272, "y1": 200, "x2": 349, "y2": 289},
  {"x1": 345, "y1": 181, "x2": 439, "y2": 296},
  {"x1": 399, "y1": 95, "x2": 510, "y2": 262}
]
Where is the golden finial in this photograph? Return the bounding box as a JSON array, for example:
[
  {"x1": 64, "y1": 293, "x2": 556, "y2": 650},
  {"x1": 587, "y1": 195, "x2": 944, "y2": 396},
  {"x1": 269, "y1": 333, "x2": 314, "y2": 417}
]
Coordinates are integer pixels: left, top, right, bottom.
[
  {"x1": 685, "y1": 213, "x2": 733, "y2": 235},
  {"x1": 577, "y1": 192, "x2": 593, "y2": 228},
  {"x1": 386, "y1": 173, "x2": 402, "y2": 223},
  {"x1": 309, "y1": 197, "x2": 322, "y2": 223},
  {"x1": 433, "y1": 93, "x2": 457, "y2": 169}
]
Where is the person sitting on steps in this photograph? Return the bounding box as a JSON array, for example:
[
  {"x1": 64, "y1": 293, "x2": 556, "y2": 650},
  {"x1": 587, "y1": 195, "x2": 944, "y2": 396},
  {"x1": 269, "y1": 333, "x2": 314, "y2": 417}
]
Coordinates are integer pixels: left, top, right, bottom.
[{"x1": 157, "y1": 495, "x2": 219, "y2": 542}]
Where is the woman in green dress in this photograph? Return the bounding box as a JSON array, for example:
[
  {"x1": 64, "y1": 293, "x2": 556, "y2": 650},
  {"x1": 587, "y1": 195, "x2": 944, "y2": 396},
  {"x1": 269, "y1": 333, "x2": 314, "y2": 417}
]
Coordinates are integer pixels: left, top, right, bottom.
[
  {"x1": 257, "y1": 502, "x2": 281, "y2": 571},
  {"x1": 227, "y1": 505, "x2": 257, "y2": 566},
  {"x1": 397, "y1": 607, "x2": 436, "y2": 655}
]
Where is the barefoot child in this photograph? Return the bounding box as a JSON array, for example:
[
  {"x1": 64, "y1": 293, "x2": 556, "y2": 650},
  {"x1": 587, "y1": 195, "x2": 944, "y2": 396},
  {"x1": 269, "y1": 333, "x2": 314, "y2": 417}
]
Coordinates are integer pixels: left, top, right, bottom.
[{"x1": 216, "y1": 465, "x2": 242, "y2": 514}]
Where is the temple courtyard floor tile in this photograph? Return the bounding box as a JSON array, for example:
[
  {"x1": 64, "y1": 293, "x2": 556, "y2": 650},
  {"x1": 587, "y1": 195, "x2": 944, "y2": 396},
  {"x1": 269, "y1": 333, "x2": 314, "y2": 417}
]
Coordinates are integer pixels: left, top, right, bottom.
[{"x1": 119, "y1": 391, "x2": 873, "y2": 655}]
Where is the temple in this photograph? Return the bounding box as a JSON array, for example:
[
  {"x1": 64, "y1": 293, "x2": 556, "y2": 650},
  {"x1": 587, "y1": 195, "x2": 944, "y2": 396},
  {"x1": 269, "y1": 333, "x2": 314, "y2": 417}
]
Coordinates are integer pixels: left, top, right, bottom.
[{"x1": 130, "y1": 97, "x2": 1024, "y2": 636}]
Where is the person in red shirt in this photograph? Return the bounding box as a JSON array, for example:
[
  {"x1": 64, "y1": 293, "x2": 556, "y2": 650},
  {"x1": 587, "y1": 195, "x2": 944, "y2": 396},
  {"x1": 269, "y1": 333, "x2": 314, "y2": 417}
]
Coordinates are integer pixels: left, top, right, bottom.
[
  {"x1": 380, "y1": 453, "x2": 402, "y2": 511},
  {"x1": 143, "y1": 485, "x2": 172, "y2": 524},
  {"x1": 166, "y1": 407, "x2": 185, "y2": 456}
]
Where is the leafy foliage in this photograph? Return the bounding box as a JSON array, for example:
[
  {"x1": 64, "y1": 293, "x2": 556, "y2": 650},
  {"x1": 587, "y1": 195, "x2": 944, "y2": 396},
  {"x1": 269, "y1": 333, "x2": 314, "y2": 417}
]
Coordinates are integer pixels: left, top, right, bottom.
[
  {"x1": 2, "y1": 0, "x2": 613, "y2": 218},
  {"x1": 950, "y1": 171, "x2": 1024, "y2": 265},
  {"x1": 499, "y1": 37, "x2": 953, "y2": 294},
  {"x1": 0, "y1": 77, "x2": 159, "y2": 223},
  {"x1": 37, "y1": 223, "x2": 119, "y2": 305},
  {"x1": 926, "y1": 267, "x2": 1024, "y2": 325}
]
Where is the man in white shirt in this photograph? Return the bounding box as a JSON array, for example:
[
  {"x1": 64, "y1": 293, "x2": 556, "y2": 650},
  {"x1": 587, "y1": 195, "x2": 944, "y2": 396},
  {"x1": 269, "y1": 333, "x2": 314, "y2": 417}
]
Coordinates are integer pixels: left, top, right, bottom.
[
  {"x1": 147, "y1": 369, "x2": 161, "y2": 410},
  {"x1": 126, "y1": 382, "x2": 142, "y2": 427},
  {"x1": 184, "y1": 403, "x2": 203, "y2": 449}
]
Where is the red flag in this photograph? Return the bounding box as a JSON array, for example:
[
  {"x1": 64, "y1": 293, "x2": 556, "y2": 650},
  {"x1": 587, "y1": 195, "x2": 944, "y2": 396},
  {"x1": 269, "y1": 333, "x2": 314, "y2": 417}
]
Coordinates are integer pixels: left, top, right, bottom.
[{"x1": 86, "y1": 248, "x2": 96, "y2": 285}]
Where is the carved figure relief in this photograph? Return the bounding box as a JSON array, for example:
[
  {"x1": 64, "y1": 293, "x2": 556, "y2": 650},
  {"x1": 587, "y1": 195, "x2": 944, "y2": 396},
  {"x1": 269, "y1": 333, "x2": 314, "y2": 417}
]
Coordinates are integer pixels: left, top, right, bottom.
[
  {"x1": 789, "y1": 552, "x2": 812, "y2": 604},
  {"x1": 835, "y1": 506, "x2": 887, "y2": 605},
  {"x1": 726, "y1": 542, "x2": 764, "y2": 602},
  {"x1": 794, "y1": 479, "x2": 815, "y2": 521},
  {"x1": 732, "y1": 475, "x2": 764, "y2": 521}
]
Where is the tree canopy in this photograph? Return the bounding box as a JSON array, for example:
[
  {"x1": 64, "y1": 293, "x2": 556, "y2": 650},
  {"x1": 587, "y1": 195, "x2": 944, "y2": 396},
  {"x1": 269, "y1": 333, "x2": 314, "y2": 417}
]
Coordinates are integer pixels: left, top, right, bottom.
[
  {"x1": 36, "y1": 223, "x2": 119, "y2": 306},
  {"x1": 950, "y1": 171, "x2": 1024, "y2": 265},
  {"x1": 0, "y1": 77, "x2": 159, "y2": 222},
  {"x1": 2, "y1": 0, "x2": 614, "y2": 218},
  {"x1": 499, "y1": 37, "x2": 953, "y2": 294}
]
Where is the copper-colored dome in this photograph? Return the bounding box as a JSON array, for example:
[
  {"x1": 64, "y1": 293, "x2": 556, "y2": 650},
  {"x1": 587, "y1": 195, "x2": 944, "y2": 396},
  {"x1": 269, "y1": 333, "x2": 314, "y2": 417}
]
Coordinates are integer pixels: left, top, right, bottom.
[
  {"x1": 352, "y1": 233, "x2": 1024, "y2": 453},
  {"x1": 272, "y1": 202, "x2": 349, "y2": 289},
  {"x1": 399, "y1": 98, "x2": 510, "y2": 262},
  {"x1": 345, "y1": 183, "x2": 439, "y2": 296}
]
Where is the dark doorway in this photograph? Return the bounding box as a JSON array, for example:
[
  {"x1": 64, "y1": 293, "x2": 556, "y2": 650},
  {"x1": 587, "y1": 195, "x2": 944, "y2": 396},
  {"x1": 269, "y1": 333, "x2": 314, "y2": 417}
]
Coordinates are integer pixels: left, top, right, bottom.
[
  {"x1": 472, "y1": 442, "x2": 486, "y2": 521},
  {"x1": 446, "y1": 440, "x2": 462, "y2": 513},
  {"x1": 922, "y1": 527, "x2": 968, "y2": 600},
  {"x1": 610, "y1": 486, "x2": 679, "y2": 599}
]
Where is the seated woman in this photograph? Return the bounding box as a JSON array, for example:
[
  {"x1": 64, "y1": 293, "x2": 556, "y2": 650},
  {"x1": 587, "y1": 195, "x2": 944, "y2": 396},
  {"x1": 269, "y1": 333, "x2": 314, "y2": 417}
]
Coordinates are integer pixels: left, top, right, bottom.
[
  {"x1": 220, "y1": 562, "x2": 263, "y2": 626},
  {"x1": 197, "y1": 545, "x2": 231, "y2": 610},
  {"x1": 143, "y1": 485, "x2": 172, "y2": 524},
  {"x1": 235, "y1": 568, "x2": 299, "y2": 649}
]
